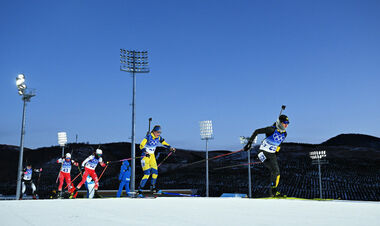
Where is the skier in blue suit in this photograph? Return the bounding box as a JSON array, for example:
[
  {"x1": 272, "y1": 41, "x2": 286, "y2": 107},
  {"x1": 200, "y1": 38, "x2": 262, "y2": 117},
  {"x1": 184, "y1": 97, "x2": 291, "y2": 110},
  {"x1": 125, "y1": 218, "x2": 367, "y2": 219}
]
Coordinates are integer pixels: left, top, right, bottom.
[{"x1": 117, "y1": 160, "x2": 131, "y2": 197}]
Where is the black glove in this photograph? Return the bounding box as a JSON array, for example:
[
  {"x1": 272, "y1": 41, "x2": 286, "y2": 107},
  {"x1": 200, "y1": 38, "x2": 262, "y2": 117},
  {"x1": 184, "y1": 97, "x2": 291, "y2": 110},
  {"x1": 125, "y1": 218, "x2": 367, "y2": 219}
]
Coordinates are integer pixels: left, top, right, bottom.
[
  {"x1": 81, "y1": 166, "x2": 85, "y2": 171},
  {"x1": 169, "y1": 147, "x2": 176, "y2": 152},
  {"x1": 243, "y1": 142, "x2": 252, "y2": 152}
]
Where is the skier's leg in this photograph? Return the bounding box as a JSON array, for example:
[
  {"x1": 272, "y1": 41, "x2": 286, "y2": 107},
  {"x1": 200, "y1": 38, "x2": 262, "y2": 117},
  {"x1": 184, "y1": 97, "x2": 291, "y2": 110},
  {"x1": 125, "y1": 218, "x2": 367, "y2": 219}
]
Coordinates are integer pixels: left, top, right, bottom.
[
  {"x1": 76, "y1": 169, "x2": 89, "y2": 189},
  {"x1": 58, "y1": 173, "x2": 64, "y2": 191},
  {"x1": 150, "y1": 155, "x2": 158, "y2": 189},
  {"x1": 21, "y1": 181, "x2": 26, "y2": 195},
  {"x1": 263, "y1": 152, "x2": 277, "y2": 196},
  {"x1": 125, "y1": 180, "x2": 130, "y2": 197},
  {"x1": 31, "y1": 182, "x2": 36, "y2": 196},
  {"x1": 270, "y1": 157, "x2": 281, "y2": 196},
  {"x1": 139, "y1": 156, "x2": 151, "y2": 190},
  {"x1": 117, "y1": 180, "x2": 125, "y2": 197},
  {"x1": 88, "y1": 170, "x2": 99, "y2": 190},
  {"x1": 65, "y1": 173, "x2": 72, "y2": 190}
]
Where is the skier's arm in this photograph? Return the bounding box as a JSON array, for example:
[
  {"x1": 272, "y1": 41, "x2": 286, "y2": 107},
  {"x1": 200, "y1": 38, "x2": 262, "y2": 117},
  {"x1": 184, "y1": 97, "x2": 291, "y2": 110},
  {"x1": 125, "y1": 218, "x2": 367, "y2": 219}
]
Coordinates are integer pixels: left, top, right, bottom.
[
  {"x1": 139, "y1": 138, "x2": 148, "y2": 150},
  {"x1": 81, "y1": 156, "x2": 92, "y2": 167},
  {"x1": 160, "y1": 137, "x2": 175, "y2": 152},
  {"x1": 99, "y1": 157, "x2": 106, "y2": 167},
  {"x1": 71, "y1": 160, "x2": 79, "y2": 166},
  {"x1": 244, "y1": 126, "x2": 275, "y2": 151},
  {"x1": 57, "y1": 158, "x2": 63, "y2": 164}
]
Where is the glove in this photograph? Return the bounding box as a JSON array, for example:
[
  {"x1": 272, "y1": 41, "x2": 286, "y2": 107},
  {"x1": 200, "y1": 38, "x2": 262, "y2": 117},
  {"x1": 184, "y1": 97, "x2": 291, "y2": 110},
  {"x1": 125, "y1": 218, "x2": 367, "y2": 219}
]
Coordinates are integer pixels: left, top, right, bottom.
[
  {"x1": 170, "y1": 147, "x2": 176, "y2": 152},
  {"x1": 40, "y1": 168, "x2": 43, "y2": 172},
  {"x1": 243, "y1": 142, "x2": 252, "y2": 152},
  {"x1": 81, "y1": 166, "x2": 85, "y2": 171},
  {"x1": 106, "y1": 161, "x2": 110, "y2": 165},
  {"x1": 73, "y1": 162, "x2": 79, "y2": 167}
]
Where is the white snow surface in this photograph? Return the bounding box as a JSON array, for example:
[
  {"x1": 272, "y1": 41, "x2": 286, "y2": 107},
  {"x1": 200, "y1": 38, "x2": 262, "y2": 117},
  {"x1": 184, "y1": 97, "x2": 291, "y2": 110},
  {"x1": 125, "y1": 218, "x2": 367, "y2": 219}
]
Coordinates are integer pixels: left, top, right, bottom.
[{"x1": 0, "y1": 197, "x2": 379, "y2": 226}]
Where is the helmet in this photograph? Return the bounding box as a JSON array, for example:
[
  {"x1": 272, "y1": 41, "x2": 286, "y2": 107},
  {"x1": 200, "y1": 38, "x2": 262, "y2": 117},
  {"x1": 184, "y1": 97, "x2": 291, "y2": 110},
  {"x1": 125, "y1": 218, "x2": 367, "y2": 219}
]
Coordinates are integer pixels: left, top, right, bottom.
[
  {"x1": 152, "y1": 125, "x2": 161, "y2": 133},
  {"x1": 96, "y1": 149, "x2": 103, "y2": 155},
  {"x1": 65, "y1": 153, "x2": 71, "y2": 159},
  {"x1": 279, "y1": 115, "x2": 289, "y2": 124}
]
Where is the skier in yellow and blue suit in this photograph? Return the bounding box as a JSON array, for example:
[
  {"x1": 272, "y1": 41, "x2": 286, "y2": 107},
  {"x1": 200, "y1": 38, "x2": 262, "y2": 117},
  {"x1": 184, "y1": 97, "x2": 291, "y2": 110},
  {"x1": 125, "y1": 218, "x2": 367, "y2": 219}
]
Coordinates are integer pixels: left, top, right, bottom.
[{"x1": 138, "y1": 125, "x2": 176, "y2": 194}]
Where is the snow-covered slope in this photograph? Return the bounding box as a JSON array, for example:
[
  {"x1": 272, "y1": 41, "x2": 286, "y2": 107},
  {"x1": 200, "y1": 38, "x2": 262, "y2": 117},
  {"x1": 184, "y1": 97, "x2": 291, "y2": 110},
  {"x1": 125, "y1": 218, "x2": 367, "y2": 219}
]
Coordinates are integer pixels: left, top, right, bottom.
[{"x1": 0, "y1": 198, "x2": 379, "y2": 226}]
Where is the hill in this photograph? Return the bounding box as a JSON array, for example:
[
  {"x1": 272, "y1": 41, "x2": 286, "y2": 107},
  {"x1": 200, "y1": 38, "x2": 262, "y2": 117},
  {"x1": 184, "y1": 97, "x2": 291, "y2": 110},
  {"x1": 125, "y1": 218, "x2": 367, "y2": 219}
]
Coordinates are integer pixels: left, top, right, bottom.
[{"x1": 0, "y1": 133, "x2": 379, "y2": 200}]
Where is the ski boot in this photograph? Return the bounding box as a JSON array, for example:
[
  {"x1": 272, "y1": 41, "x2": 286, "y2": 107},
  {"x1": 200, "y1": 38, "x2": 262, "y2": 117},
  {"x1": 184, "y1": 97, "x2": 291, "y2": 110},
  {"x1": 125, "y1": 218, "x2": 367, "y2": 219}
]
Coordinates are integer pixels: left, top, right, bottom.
[
  {"x1": 150, "y1": 185, "x2": 158, "y2": 194},
  {"x1": 57, "y1": 191, "x2": 63, "y2": 199},
  {"x1": 270, "y1": 186, "x2": 284, "y2": 198},
  {"x1": 136, "y1": 188, "x2": 144, "y2": 198},
  {"x1": 70, "y1": 188, "x2": 78, "y2": 199}
]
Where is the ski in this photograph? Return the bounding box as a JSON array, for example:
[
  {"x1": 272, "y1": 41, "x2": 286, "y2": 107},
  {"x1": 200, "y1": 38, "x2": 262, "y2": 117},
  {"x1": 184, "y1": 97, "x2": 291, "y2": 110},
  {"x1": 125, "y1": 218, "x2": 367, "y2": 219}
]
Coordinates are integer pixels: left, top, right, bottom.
[{"x1": 156, "y1": 190, "x2": 199, "y2": 197}]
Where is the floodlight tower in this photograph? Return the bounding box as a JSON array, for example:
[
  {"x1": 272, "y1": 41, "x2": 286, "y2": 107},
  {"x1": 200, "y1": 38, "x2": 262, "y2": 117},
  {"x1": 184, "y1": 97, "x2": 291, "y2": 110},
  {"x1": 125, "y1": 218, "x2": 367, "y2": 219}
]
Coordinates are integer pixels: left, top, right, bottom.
[
  {"x1": 120, "y1": 49, "x2": 150, "y2": 195},
  {"x1": 200, "y1": 120, "x2": 213, "y2": 197},
  {"x1": 58, "y1": 132, "x2": 68, "y2": 157},
  {"x1": 15, "y1": 74, "x2": 36, "y2": 200},
  {"x1": 309, "y1": 150, "x2": 328, "y2": 199}
]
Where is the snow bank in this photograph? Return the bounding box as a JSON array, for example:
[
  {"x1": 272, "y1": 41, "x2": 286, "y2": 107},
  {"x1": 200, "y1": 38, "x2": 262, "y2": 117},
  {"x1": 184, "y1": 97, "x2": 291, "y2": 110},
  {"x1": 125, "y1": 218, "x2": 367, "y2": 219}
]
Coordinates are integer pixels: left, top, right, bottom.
[{"x1": 0, "y1": 198, "x2": 379, "y2": 226}]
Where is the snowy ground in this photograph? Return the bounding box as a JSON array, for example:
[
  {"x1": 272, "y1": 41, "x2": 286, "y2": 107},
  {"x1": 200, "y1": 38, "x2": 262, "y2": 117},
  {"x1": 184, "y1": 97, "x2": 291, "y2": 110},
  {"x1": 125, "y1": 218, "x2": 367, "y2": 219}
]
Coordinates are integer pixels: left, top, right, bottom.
[{"x1": 0, "y1": 197, "x2": 379, "y2": 226}]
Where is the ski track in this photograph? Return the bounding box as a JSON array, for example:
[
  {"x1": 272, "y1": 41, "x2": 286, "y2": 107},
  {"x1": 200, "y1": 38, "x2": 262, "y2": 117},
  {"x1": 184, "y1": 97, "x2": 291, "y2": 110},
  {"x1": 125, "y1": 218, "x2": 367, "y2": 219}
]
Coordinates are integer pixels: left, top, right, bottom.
[{"x1": 0, "y1": 198, "x2": 379, "y2": 226}]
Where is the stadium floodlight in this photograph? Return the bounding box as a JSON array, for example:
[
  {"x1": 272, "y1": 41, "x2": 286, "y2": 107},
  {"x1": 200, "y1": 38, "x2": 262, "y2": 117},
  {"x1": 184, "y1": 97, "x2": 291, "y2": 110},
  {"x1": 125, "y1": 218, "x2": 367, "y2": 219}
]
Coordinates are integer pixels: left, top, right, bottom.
[
  {"x1": 200, "y1": 120, "x2": 213, "y2": 197},
  {"x1": 120, "y1": 49, "x2": 150, "y2": 196},
  {"x1": 58, "y1": 132, "x2": 68, "y2": 157},
  {"x1": 15, "y1": 74, "x2": 36, "y2": 200},
  {"x1": 309, "y1": 150, "x2": 328, "y2": 199}
]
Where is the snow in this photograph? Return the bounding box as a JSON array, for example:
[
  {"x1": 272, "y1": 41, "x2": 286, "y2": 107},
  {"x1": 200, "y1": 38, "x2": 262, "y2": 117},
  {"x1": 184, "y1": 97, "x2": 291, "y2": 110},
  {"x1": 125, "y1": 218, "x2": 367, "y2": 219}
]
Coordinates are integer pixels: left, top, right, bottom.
[{"x1": 0, "y1": 198, "x2": 379, "y2": 226}]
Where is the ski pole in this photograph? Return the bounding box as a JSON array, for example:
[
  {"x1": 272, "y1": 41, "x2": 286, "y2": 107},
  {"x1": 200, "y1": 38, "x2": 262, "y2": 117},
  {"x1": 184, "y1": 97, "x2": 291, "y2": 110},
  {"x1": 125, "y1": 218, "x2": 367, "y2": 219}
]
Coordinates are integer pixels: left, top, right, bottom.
[
  {"x1": 107, "y1": 156, "x2": 143, "y2": 165},
  {"x1": 77, "y1": 165, "x2": 83, "y2": 177},
  {"x1": 180, "y1": 149, "x2": 244, "y2": 169},
  {"x1": 98, "y1": 164, "x2": 109, "y2": 181},
  {"x1": 212, "y1": 161, "x2": 262, "y2": 171},
  {"x1": 64, "y1": 172, "x2": 81, "y2": 189},
  {"x1": 157, "y1": 151, "x2": 173, "y2": 168}
]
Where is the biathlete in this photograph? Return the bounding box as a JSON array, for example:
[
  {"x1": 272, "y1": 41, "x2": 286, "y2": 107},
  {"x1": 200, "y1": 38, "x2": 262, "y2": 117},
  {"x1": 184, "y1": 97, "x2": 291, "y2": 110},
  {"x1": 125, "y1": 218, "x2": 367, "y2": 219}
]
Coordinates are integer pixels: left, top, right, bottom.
[
  {"x1": 138, "y1": 125, "x2": 176, "y2": 194},
  {"x1": 20, "y1": 163, "x2": 42, "y2": 199},
  {"x1": 73, "y1": 149, "x2": 107, "y2": 196},
  {"x1": 244, "y1": 115, "x2": 290, "y2": 197},
  {"x1": 56, "y1": 153, "x2": 78, "y2": 198}
]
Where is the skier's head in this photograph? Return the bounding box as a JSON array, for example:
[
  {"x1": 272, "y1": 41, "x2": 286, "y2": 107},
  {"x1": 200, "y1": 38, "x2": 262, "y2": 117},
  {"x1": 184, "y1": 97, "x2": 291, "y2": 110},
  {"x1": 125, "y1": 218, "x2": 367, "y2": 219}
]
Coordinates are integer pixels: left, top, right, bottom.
[
  {"x1": 65, "y1": 153, "x2": 71, "y2": 161},
  {"x1": 152, "y1": 125, "x2": 162, "y2": 136},
  {"x1": 95, "y1": 149, "x2": 103, "y2": 158},
  {"x1": 276, "y1": 115, "x2": 289, "y2": 131}
]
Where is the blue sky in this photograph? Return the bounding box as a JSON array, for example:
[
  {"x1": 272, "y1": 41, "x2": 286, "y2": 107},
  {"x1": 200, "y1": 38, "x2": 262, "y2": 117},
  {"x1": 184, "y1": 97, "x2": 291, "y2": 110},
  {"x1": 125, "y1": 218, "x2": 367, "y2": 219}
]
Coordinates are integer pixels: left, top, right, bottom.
[{"x1": 1, "y1": 0, "x2": 379, "y2": 150}]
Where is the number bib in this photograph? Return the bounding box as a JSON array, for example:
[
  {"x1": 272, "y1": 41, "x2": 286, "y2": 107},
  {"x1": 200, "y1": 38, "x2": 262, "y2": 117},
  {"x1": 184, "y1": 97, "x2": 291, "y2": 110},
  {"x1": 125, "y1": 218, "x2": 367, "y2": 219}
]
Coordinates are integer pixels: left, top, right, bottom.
[
  {"x1": 86, "y1": 157, "x2": 101, "y2": 170},
  {"x1": 23, "y1": 169, "x2": 33, "y2": 180},
  {"x1": 145, "y1": 147, "x2": 156, "y2": 154},
  {"x1": 61, "y1": 161, "x2": 72, "y2": 173},
  {"x1": 260, "y1": 139, "x2": 278, "y2": 153},
  {"x1": 259, "y1": 129, "x2": 286, "y2": 153}
]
